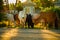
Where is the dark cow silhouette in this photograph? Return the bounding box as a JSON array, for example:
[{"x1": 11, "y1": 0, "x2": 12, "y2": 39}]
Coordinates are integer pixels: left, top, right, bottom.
[{"x1": 25, "y1": 14, "x2": 34, "y2": 28}]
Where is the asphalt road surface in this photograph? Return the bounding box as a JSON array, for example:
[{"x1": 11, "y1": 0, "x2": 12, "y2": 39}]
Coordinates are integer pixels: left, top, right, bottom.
[{"x1": 0, "y1": 28, "x2": 60, "y2": 40}]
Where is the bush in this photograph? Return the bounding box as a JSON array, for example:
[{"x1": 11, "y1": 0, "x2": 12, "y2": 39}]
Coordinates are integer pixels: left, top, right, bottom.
[
  {"x1": 0, "y1": 23, "x2": 6, "y2": 27},
  {"x1": 54, "y1": 8, "x2": 60, "y2": 18},
  {"x1": 50, "y1": 7, "x2": 60, "y2": 18},
  {"x1": 0, "y1": 13, "x2": 7, "y2": 22}
]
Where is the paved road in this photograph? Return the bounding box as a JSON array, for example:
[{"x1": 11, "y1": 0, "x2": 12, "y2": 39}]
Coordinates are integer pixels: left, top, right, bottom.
[{"x1": 0, "y1": 28, "x2": 60, "y2": 40}]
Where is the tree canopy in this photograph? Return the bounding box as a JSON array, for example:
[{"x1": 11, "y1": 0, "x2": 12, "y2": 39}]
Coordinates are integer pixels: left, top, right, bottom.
[
  {"x1": 31, "y1": 0, "x2": 56, "y2": 8},
  {"x1": 0, "y1": 0, "x2": 3, "y2": 12},
  {"x1": 15, "y1": 1, "x2": 23, "y2": 12}
]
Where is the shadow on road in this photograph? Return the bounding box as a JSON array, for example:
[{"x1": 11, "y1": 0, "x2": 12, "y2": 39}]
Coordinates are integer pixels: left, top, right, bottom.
[{"x1": 0, "y1": 28, "x2": 60, "y2": 40}]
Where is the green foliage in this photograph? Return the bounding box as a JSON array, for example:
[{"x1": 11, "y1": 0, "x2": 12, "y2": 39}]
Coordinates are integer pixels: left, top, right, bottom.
[
  {"x1": 41, "y1": 0, "x2": 54, "y2": 8},
  {"x1": 0, "y1": 0, "x2": 3, "y2": 12},
  {"x1": 45, "y1": 7, "x2": 60, "y2": 18},
  {"x1": 32, "y1": 0, "x2": 55, "y2": 9},
  {"x1": 16, "y1": 1, "x2": 23, "y2": 12},
  {"x1": 0, "y1": 23, "x2": 6, "y2": 27},
  {"x1": 0, "y1": 13, "x2": 7, "y2": 22},
  {"x1": 9, "y1": 3, "x2": 15, "y2": 10},
  {"x1": 41, "y1": 7, "x2": 51, "y2": 12},
  {"x1": 32, "y1": 0, "x2": 42, "y2": 9},
  {"x1": 16, "y1": 5, "x2": 23, "y2": 12},
  {"x1": 35, "y1": 0, "x2": 42, "y2": 8},
  {"x1": 53, "y1": 8, "x2": 60, "y2": 18}
]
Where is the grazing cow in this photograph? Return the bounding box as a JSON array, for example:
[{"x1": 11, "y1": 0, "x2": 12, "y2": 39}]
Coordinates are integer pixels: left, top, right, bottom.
[
  {"x1": 6, "y1": 10, "x2": 20, "y2": 26},
  {"x1": 14, "y1": 13, "x2": 20, "y2": 26},
  {"x1": 32, "y1": 11, "x2": 58, "y2": 29},
  {"x1": 6, "y1": 13, "x2": 15, "y2": 26}
]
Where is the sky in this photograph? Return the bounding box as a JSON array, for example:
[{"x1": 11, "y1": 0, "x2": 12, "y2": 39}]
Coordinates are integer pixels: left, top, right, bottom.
[
  {"x1": 8, "y1": 0, "x2": 16, "y2": 4},
  {"x1": 20, "y1": 0, "x2": 27, "y2": 3},
  {"x1": 8, "y1": 0, "x2": 27, "y2": 4}
]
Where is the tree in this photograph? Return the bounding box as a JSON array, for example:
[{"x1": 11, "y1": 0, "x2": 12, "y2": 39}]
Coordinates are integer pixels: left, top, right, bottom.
[
  {"x1": 9, "y1": 3, "x2": 15, "y2": 10},
  {"x1": 0, "y1": 0, "x2": 7, "y2": 22},
  {"x1": 31, "y1": 0, "x2": 55, "y2": 8},
  {"x1": 0, "y1": 0, "x2": 3, "y2": 12},
  {"x1": 15, "y1": 1, "x2": 23, "y2": 12},
  {"x1": 31, "y1": 0, "x2": 42, "y2": 8},
  {"x1": 0, "y1": 0, "x2": 4, "y2": 22}
]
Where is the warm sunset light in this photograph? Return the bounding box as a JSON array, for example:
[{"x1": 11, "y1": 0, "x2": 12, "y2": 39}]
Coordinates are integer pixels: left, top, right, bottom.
[
  {"x1": 8, "y1": 0, "x2": 16, "y2": 4},
  {"x1": 20, "y1": 0, "x2": 27, "y2": 3},
  {"x1": 8, "y1": 0, "x2": 27, "y2": 4},
  {"x1": 0, "y1": 0, "x2": 60, "y2": 40}
]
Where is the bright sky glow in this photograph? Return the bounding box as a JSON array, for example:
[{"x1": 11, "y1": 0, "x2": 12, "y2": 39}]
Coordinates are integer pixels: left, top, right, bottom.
[
  {"x1": 8, "y1": 0, "x2": 16, "y2": 4},
  {"x1": 8, "y1": 0, "x2": 27, "y2": 4},
  {"x1": 20, "y1": 0, "x2": 27, "y2": 3}
]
